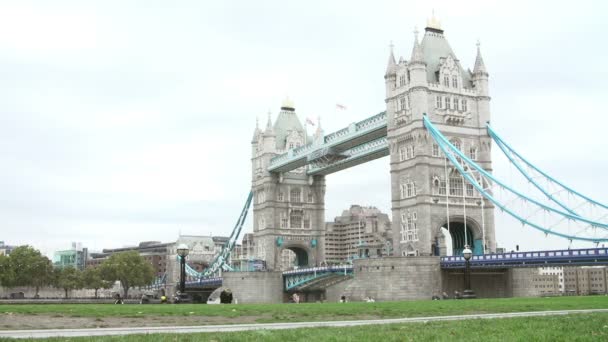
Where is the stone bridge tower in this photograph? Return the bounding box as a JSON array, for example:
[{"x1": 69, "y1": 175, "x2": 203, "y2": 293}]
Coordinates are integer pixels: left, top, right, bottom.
[
  {"x1": 251, "y1": 99, "x2": 326, "y2": 271},
  {"x1": 385, "y1": 17, "x2": 496, "y2": 257}
]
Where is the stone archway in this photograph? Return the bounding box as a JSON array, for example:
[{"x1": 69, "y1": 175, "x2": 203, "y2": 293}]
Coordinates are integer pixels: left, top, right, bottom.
[
  {"x1": 282, "y1": 246, "x2": 309, "y2": 268},
  {"x1": 437, "y1": 217, "x2": 483, "y2": 256}
]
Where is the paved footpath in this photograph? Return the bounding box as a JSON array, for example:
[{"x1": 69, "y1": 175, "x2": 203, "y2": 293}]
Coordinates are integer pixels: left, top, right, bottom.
[{"x1": 2, "y1": 309, "x2": 608, "y2": 339}]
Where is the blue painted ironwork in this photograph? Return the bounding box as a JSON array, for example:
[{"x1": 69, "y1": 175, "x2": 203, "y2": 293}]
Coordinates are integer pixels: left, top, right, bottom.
[
  {"x1": 184, "y1": 191, "x2": 253, "y2": 279},
  {"x1": 143, "y1": 273, "x2": 167, "y2": 290},
  {"x1": 488, "y1": 124, "x2": 608, "y2": 216},
  {"x1": 424, "y1": 115, "x2": 608, "y2": 242},
  {"x1": 441, "y1": 247, "x2": 608, "y2": 268},
  {"x1": 307, "y1": 137, "x2": 389, "y2": 175},
  {"x1": 283, "y1": 265, "x2": 353, "y2": 290},
  {"x1": 268, "y1": 112, "x2": 387, "y2": 173},
  {"x1": 185, "y1": 277, "x2": 223, "y2": 287}
]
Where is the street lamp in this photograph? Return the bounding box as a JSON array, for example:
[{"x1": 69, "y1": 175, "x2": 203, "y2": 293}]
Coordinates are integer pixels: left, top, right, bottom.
[
  {"x1": 462, "y1": 245, "x2": 476, "y2": 299},
  {"x1": 177, "y1": 243, "x2": 189, "y2": 294}
]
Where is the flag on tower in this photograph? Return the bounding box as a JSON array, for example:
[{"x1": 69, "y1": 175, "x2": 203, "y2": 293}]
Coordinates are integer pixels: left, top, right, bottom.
[
  {"x1": 336, "y1": 103, "x2": 347, "y2": 110},
  {"x1": 306, "y1": 117, "x2": 315, "y2": 126}
]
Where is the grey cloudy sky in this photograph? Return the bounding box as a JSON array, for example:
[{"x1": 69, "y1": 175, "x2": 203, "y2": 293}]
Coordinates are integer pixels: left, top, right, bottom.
[{"x1": 1, "y1": 0, "x2": 607, "y2": 256}]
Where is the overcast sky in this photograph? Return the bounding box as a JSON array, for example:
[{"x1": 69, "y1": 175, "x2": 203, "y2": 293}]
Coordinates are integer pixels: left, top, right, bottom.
[{"x1": 1, "y1": 0, "x2": 607, "y2": 256}]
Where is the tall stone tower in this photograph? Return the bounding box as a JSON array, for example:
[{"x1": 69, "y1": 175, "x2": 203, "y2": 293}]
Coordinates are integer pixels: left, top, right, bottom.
[
  {"x1": 385, "y1": 17, "x2": 496, "y2": 257},
  {"x1": 251, "y1": 99, "x2": 326, "y2": 271}
]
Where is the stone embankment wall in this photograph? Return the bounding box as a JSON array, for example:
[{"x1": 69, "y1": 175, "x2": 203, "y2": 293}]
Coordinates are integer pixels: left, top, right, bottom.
[
  {"x1": 223, "y1": 271, "x2": 283, "y2": 304},
  {"x1": 340, "y1": 256, "x2": 442, "y2": 301}
]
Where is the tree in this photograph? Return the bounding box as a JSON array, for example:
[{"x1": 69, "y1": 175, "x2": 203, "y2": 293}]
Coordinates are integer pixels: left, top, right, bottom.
[
  {"x1": 7, "y1": 246, "x2": 54, "y2": 297},
  {"x1": 0, "y1": 254, "x2": 15, "y2": 287},
  {"x1": 54, "y1": 267, "x2": 83, "y2": 299},
  {"x1": 83, "y1": 267, "x2": 111, "y2": 298},
  {"x1": 100, "y1": 251, "x2": 155, "y2": 298}
]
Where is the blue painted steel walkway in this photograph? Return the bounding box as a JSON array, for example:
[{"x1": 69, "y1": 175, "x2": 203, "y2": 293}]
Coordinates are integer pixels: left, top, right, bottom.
[
  {"x1": 441, "y1": 247, "x2": 608, "y2": 268},
  {"x1": 268, "y1": 112, "x2": 388, "y2": 175}
]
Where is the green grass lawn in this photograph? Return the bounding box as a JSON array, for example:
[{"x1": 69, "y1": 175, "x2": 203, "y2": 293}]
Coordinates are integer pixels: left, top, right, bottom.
[
  {"x1": 4, "y1": 312, "x2": 608, "y2": 341},
  {"x1": 1, "y1": 296, "x2": 608, "y2": 322}
]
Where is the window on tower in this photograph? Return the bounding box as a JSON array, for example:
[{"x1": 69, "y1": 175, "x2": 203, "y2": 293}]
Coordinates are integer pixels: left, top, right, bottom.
[
  {"x1": 452, "y1": 76, "x2": 458, "y2": 88},
  {"x1": 399, "y1": 96, "x2": 406, "y2": 111},
  {"x1": 469, "y1": 147, "x2": 478, "y2": 161},
  {"x1": 290, "y1": 188, "x2": 301, "y2": 203},
  {"x1": 436, "y1": 96, "x2": 442, "y2": 109},
  {"x1": 462, "y1": 99, "x2": 468, "y2": 112},
  {"x1": 432, "y1": 143, "x2": 440, "y2": 157},
  {"x1": 443, "y1": 75, "x2": 450, "y2": 87},
  {"x1": 290, "y1": 210, "x2": 303, "y2": 228},
  {"x1": 449, "y1": 177, "x2": 463, "y2": 196},
  {"x1": 466, "y1": 183, "x2": 475, "y2": 197}
]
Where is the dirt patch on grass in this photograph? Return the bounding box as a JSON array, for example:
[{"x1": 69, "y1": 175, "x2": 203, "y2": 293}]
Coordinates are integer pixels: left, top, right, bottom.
[{"x1": 0, "y1": 313, "x2": 272, "y2": 330}]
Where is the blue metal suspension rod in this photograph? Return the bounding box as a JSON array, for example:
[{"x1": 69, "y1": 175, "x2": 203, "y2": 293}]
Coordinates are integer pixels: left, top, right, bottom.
[
  {"x1": 423, "y1": 116, "x2": 608, "y2": 230},
  {"x1": 427, "y1": 127, "x2": 608, "y2": 242},
  {"x1": 487, "y1": 124, "x2": 608, "y2": 211},
  {"x1": 424, "y1": 116, "x2": 608, "y2": 242},
  {"x1": 184, "y1": 191, "x2": 253, "y2": 279},
  {"x1": 202, "y1": 190, "x2": 253, "y2": 277},
  {"x1": 490, "y1": 130, "x2": 580, "y2": 217}
]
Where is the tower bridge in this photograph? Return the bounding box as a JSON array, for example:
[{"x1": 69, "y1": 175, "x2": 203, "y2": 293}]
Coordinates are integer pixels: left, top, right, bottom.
[{"x1": 176, "y1": 16, "x2": 608, "y2": 303}]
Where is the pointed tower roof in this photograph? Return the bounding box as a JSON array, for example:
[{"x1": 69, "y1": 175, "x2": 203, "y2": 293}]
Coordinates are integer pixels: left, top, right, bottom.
[
  {"x1": 385, "y1": 41, "x2": 397, "y2": 76},
  {"x1": 473, "y1": 40, "x2": 488, "y2": 75},
  {"x1": 314, "y1": 116, "x2": 323, "y2": 136},
  {"x1": 263, "y1": 111, "x2": 275, "y2": 136},
  {"x1": 419, "y1": 17, "x2": 472, "y2": 86},
  {"x1": 251, "y1": 116, "x2": 261, "y2": 143},
  {"x1": 410, "y1": 27, "x2": 425, "y2": 64},
  {"x1": 273, "y1": 97, "x2": 304, "y2": 149}
]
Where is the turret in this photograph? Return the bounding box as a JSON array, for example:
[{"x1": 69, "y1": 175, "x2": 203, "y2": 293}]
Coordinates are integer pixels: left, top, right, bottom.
[
  {"x1": 472, "y1": 41, "x2": 489, "y2": 97},
  {"x1": 384, "y1": 42, "x2": 397, "y2": 96},
  {"x1": 262, "y1": 111, "x2": 276, "y2": 153},
  {"x1": 472, "y1": 41, "x2": 490, "y2": 124},
  {"x1": 408, "y1": 28, "x2": 427, "y2": 87},
  {"x1": 251, "y1": 116, "x2": 261, "y2": 156}
]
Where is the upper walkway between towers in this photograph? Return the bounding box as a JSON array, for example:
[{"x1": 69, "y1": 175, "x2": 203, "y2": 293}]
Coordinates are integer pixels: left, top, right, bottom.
[{"x1": 267, "y1": 111, "x2": 388, "y2": 175}]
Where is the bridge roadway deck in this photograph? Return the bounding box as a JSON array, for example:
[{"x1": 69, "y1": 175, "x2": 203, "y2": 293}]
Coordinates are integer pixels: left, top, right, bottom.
[{"x1": 2, "y1": 309, "x2": 607, "y2": 338}]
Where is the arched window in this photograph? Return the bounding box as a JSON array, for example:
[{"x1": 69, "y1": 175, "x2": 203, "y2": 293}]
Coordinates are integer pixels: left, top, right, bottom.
[
  {"x1": 450, "y1": 139, "x2": 461, "y2": 151},
  {"x1": 443, "y1": 75, "x2": 450, "y2": 87},
  {"x1": 452, "y1": 75, "x2": 458, "y2": 88}
]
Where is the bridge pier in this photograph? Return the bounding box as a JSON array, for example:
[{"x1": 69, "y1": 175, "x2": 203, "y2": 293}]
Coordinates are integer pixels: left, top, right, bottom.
[{"x1": 222, "y1": 271, "x2": 283, "y2": 304}]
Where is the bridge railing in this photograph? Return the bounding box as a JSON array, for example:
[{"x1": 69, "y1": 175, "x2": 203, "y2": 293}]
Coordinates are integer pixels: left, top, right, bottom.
[
  {"x1": 185, "y1": 277, "x2": 223, "y2": 287},
  {"x1": 440, "y1": 247, "x2": 608, "y2": 268},
  {"x1": 268, "y1": 112, "x2": 387, "y2": 170},
  {"x1": 282, "y1": 264, "x2": 353, "y2": 276}
]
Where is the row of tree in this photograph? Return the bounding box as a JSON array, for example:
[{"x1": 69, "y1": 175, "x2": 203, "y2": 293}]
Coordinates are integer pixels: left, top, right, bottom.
[{"x1": 0, "y1": 246, "x2": 156, "y2": 298}]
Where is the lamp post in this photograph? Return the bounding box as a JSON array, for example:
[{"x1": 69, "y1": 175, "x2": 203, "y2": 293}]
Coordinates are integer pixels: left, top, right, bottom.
[
  {"x1": 177, "y1": 243, "x2": 189, "y2": 294},
  {"x1": 462, "y1": 245, "x2": 476, "y2": 299}
]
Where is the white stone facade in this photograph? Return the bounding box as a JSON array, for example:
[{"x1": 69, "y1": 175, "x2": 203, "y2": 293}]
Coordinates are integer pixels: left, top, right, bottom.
[{"x1": 385, "y1": 21, "x2": 496, "y2": 257}]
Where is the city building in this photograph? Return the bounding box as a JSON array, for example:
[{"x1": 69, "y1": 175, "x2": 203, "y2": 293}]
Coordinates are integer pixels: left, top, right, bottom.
[
  {"x1": 0, "y1": 241, "x2": 17, "y2": 256},
  {"x1": 562, "y1": 266, "x2": 608, "y2": 295},
  {"x1": 87, "y1": 235, "x2": 228, "y2": 279},
  {"x1": 325, "y1": 205, "x2": 392, "y2": 264},
  {"x1": 53, "y1": 242, "x2": 88, "y2": 270},
  {"x1": 538, "y1": 266, "x2": 565, "y2": 292}
]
